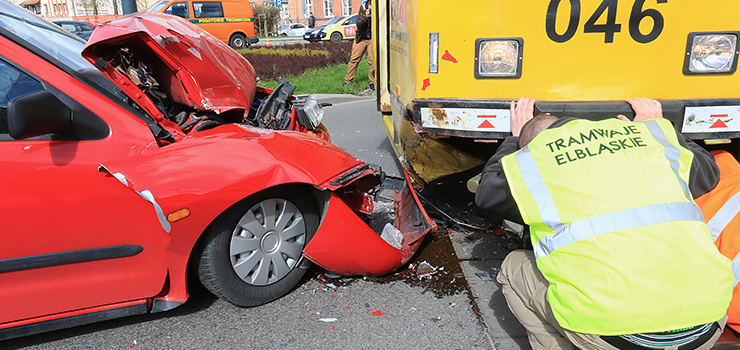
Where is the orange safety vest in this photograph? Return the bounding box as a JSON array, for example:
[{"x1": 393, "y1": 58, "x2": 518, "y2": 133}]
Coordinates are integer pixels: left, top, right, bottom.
[{"x1": 695, "y1": 150, "x2": 740, "y2": 333}]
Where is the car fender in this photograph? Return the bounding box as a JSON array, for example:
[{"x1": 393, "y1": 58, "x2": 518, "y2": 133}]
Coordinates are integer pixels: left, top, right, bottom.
[{"x1": 98, "y1": 123, "x2": 364, "y2": 303}]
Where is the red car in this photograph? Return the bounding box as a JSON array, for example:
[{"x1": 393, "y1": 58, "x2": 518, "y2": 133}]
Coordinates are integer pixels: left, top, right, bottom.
[{"x1": 0, "y1": 6, "x2": 434, "y2": 340}]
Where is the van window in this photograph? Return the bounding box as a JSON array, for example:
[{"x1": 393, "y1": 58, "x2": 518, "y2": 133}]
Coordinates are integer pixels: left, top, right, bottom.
[
  {"x1": 165, "y1": 2, "x2": 190, "y2": 18},
  {"x1": 146, "y1": 0, "x2": 169, "y2": 12},
  {"x1": 194, "y1": 2, "x2": 224, "y2": 18}
]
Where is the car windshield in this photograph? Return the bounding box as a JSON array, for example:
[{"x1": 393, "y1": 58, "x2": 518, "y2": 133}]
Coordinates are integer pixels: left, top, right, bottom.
[
  {"x1": 323, "y1": 16, "x2": 344, "y2": 26},
  {"x1": 0, "y1": 3, "x2": 135, "y2": 107},
  {"x1": 147, "y1": 0, "x2": 170, "y2": 12},
  {"x1": 0, "y1": 7, "x2": 89, "y2": 71}
]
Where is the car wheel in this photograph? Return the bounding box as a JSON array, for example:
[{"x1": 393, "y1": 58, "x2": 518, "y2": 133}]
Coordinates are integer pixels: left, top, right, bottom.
[
  {"x1": 229, "y1": 33, "x2": 247, "y2": 50},
  {"x1": 281, "y1": 33, "x2": 287, "y2": 37},
  {"x1": 194, "y1": 187, "x2": 319, "y2": 307},
  {"x1": 330, "y1": 32, "x2": 342, "y2": 42}
]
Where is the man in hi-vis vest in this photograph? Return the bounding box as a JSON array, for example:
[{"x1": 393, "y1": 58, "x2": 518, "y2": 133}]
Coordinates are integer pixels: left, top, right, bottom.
[{"x1": 475, "y1": 97, "x2": 733, "y2": 350}]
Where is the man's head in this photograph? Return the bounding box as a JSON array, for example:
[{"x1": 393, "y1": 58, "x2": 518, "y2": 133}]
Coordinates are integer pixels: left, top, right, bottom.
[
  {"x1": 519, "y1": 113, "x2": 558, "y2": 148},
  {"x1": 310, "y1": 12, "x2": 313, "y2": 15}
]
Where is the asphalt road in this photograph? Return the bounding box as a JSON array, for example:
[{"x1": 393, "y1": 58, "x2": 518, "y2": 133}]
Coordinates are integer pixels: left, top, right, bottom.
[{"x1": 3, "y1": 98, "x2": 494, "y2": 350}]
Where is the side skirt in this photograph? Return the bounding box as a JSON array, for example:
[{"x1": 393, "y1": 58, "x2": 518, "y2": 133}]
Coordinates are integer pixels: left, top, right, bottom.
[{"x1": 0, "y1": 300, "x2": 148, "y2": 341}]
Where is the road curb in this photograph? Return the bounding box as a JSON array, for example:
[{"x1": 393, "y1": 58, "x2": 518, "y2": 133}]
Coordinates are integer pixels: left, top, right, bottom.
[{"x1": 297, "y1": 93, "x2": 376, "y2": 106}]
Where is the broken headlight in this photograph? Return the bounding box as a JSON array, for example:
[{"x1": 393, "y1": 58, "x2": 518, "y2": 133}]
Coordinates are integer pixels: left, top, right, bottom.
[{"x1": 293, "y1": 95, "x2": 324, "y2": 130}]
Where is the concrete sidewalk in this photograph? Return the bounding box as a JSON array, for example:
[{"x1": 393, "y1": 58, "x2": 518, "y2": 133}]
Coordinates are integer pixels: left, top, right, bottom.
[
  {"x1": 449, "y1": 230, "x2": 530, "y2": 349},
  {"x1": 302, "y1": 93, "x2": 376, "y2": 106}
]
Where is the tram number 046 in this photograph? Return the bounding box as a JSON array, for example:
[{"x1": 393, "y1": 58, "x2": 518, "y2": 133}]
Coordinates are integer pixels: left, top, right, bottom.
[{"x1": 546, "y1": 0, "x2": 667, "y2": 44}]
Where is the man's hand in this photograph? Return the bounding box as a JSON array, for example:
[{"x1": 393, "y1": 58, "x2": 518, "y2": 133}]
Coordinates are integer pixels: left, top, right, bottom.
[
  {"x1": 617, "y1": 98, "x2": 663, "y2": 122},
  {"x1": 510, "y1": 97, "x2": 535, "y2": 137}
]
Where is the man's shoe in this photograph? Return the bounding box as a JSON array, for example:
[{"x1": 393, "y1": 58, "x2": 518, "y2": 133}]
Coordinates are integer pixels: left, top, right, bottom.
[
  {"x1": 369, "y1": 83, "x2": 375, "y2": 91},
  {"x1": 342, "y1": 82, "x2": 352, "y2": 87}
]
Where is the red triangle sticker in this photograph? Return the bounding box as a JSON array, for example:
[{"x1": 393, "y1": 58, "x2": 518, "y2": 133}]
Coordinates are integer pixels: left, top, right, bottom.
[
  {"x1": 478, "y1": 120, "x2": 495, "y2": 128},
  {"x1": 710, "y1": 119, "x2": 728, "y2": 128}
]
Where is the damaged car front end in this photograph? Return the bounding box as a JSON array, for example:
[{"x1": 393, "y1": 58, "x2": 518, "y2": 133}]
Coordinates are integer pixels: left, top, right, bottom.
[{"x1": 0, "y1": 7, "x2": 434, "y2": 340}]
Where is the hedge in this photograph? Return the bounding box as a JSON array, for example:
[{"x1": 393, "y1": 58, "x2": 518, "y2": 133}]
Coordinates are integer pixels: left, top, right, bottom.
[{"x1": 241, "y1": 41, "x2": 354, "y2": 82}]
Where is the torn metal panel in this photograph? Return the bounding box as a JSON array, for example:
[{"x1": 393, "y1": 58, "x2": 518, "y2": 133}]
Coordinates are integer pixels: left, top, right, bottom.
[
  {"x1": 303, "y1": 171, "x2": 435, "y2": 276},
  {"x1": 99, "y1": 165, "x2": 171, "y2": 233}
]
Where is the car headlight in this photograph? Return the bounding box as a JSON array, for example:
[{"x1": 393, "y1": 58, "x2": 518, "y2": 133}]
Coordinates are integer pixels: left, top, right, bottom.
[
  {"x1": 294, "y1": 95, "x2": 324, "y2": 130},
  {"x1": 474, "y1": 38, "x2": 523, "y2": 78},
  {"x1": 683, "y1": 32, "x2": 739, "y2": 74}
]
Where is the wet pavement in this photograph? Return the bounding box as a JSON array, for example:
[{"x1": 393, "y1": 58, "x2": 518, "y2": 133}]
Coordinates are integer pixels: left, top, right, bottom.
[
  {"x1": 359, "y1": 170, "x2": 532, "y2": 349},
  {"x1": 415, "y1": 168, "x2": 532, "y2": 350}
]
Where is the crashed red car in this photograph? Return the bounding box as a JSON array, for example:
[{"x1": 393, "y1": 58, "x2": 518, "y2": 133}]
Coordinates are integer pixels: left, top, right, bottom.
[{"x1": 0, "y1": 6, "x2": 433, "y2": 340}]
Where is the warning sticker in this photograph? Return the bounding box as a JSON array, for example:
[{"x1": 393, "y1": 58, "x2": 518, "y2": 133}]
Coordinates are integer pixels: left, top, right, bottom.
[
  {"x1": 682, "y1": 106, "x2": 740, "y2": 133},
  {"x1": 420, "y1": 107, "x2": 511, "y2": 132}
]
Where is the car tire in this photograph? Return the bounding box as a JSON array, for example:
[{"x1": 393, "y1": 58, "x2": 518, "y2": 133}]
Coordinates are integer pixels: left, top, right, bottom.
[
  {"x1": 330, "y1": 32, "x2": 342, "y2": 42},
  {"x1": 280, "y1": 33, "x2": 287, "y2": 37},
  {"x1": 194, "y1": 187, "x2": 319, "y2": 307},
  {"x1": 229, "y1": 33, "x2": 247, "y2": 50}
]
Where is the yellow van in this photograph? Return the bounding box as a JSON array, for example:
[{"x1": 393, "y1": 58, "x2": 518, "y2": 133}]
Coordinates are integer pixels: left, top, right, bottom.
[{"x1": 147, "y1": 0, "x2": 258, "y2": 49}]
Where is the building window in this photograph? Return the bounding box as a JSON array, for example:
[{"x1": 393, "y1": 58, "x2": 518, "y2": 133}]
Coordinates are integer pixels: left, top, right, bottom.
[
  {"x1": 341, "y1": 0, "x2": 351, "y2": 16},
  {"x1": 302, "y1": 0, "x2": 312, "y2": 16},
  {"x1": 323, "y1": 0, "x2": 332, "y2": 17}
]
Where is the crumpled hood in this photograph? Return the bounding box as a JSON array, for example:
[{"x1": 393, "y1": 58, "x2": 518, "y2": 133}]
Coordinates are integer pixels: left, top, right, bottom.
[{"x1": 81, "y1": 12, "x2": 256, "y2": 115}]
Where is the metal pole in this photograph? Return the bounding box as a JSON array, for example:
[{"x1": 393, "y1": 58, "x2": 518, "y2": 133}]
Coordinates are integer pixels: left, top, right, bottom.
[{"x1": 121, "y1": 0, "x2": 137, "y2": 14}]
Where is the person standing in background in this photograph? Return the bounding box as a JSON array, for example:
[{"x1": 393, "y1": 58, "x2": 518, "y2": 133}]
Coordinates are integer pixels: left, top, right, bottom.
[
  {"x1": 343, "y1": 0, "x2": 374, "y2": 91},
  {"x1": 308, "y1": 12, "x2": 315, "y2": 28}
]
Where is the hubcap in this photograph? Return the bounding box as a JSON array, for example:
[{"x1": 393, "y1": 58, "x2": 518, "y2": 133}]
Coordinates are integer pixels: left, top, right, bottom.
[
  {"x1": 229, "y1": 198, "x2": 306, "y2": 286},
  {"x1": 261, "y1": 231, "x2": 279, "y2": 253}
]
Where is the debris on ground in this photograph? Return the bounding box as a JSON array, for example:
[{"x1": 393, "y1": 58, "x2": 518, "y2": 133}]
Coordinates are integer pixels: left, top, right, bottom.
[
  {"x1": 415, "y1": 261, "x2": 438, "y2": 280},
  {"x1": 474, "y1": 272, "x2": 495, "y2": 282},
  {"x1": 319, "y1": 318, "x2": 337, "y2": 322}
]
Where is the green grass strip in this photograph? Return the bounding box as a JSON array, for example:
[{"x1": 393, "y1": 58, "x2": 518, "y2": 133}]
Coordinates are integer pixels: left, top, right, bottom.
[{"x1": 259, "y1": 59, "x2": 371, "y2": 95}]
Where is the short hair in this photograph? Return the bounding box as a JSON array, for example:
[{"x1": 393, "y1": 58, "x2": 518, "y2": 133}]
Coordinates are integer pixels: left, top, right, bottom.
[{"x1": 519, "y1": 113, "x2": 559, "y2": 148}]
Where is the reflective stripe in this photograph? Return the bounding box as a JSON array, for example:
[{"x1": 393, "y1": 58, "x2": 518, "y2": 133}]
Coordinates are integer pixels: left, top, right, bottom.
[
  {"x1": 520, "y1": 120, "x2": 699, "y2": 258},
  {"x1": 732, "y1": 253, "x2": 740, "y2": 288},
  {"x1": 515, "y1": 146, "x2": 565, "y2": 233},
  {"x1": 644, "y1": 120, "x2": 693, "y2": 201},
  {"x1": 533, "y1": 202, "x2": 705, "y2": 258},
  {"x1": 708, "y1": 190, "x2": 740, "y2": 241}
]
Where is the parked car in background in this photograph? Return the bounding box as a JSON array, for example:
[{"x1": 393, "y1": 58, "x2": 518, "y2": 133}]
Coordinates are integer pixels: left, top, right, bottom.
[
  {"x1": 52, "y1": 20, "x2": 95, "y2": 40},
  {"x1": 0, "y1": 4, "x2": 434, "y2": 342},
  {"x1": 278, "y1": 23, "x2": 307, "y2": 37},
  {"x1": 302, "y1": 16, "x2": 344, "y2": 42},
  {"x1": 321, "y1": 13, "x2": 356, "y2": 42},
  {"x1": 146, "y1": 0, "x2": 258, "y2": 49}
]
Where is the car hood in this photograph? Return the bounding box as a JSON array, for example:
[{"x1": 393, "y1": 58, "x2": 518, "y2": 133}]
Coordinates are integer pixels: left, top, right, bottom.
[{"x1": 81, "y1": 12, "x2": 257, "y2": 117}]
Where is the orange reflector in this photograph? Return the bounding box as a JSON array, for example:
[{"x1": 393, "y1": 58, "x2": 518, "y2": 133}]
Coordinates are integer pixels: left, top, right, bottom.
[{"x1": 167, "y1": 208, "x2": 191, "y2": 223}]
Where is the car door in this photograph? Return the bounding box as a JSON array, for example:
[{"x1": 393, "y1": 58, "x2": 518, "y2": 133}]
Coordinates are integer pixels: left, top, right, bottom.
[
  {"x1": 0, "y1": 39, "x2": 169, "y2": 324},
  {"x1": 342, "y1": 15, "x2": 357, "y2": 38},
  {"x1": 290, "y1": 23, "x2": 305, "y2": 36}
]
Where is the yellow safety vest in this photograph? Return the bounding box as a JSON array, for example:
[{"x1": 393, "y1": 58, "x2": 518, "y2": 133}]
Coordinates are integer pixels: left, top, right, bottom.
[{"x1": 501, "y1": 118, "x2": 733, "y2": 335}]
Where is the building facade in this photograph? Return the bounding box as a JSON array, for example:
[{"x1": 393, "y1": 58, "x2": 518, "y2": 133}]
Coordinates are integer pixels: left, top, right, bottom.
[
  {"x1": 252, "y1": 0, "x2": 361, "y2": 28},
  {"x1": 16, "y1": 0, "x2": 123, "y2": 22}
]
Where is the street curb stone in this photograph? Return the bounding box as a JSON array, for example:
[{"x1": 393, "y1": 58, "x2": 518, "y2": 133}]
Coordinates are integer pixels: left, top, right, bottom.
[{"x1": 298, "y1": 93, "x2": 376, "y2": 106}]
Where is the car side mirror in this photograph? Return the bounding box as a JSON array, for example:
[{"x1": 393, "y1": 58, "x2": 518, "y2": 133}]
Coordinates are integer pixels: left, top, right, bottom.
[{"x1": 7, "y1": 90, "x2": 72, "y2": 140}]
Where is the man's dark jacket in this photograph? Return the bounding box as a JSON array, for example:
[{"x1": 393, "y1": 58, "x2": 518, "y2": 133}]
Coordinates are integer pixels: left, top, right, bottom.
[
  {"x1": 475, "y1": 117, "x2": 721, "y2": 219},
  {"x1": 355, "y1": 5, "x2": 370, "y2": 43}
]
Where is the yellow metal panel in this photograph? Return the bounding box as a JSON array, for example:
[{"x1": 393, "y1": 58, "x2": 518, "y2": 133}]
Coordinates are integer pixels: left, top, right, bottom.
[{"x1": 412, "y1": 0, "x2": 740, "y2": 101}]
